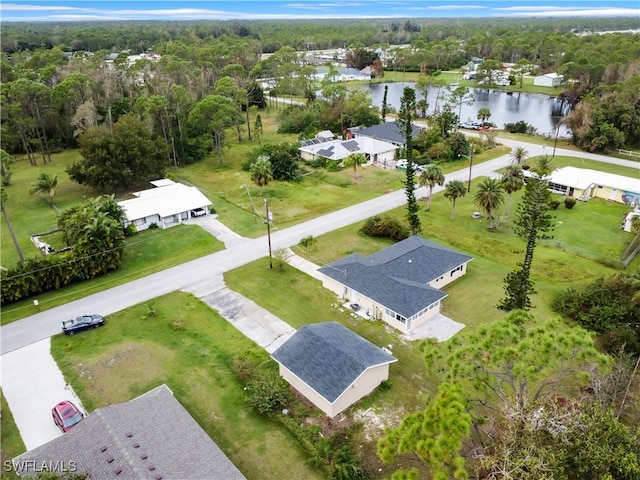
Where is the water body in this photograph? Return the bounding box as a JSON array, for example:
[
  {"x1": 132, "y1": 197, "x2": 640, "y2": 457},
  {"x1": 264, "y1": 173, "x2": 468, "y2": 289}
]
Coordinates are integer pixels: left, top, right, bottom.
[{"x1": 357, "y1": 82, "x2": 572, "y2": 137}]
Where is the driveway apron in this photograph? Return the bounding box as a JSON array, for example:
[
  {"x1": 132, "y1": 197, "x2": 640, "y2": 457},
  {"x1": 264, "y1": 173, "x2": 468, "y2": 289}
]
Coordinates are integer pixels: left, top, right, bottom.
[{"x1": 0, "y1": 338, "x2": 85, "y2": 450}]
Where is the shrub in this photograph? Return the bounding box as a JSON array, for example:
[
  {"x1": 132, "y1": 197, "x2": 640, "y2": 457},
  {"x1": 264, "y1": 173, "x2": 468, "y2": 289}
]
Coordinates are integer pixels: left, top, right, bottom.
[
  {"x1": 246, "y1": 373, "x2": 292, "y2": 414},
  {"x1": 299, "y1": 235, "x2": 317, "y2": 252},
  {"x1": 360, "y1": 215, "x2": 409, "y2": 242},
  {"x1": 272, "y1": 247, "x2": 291, "y2": 271},
  {"x1": 564, "y1": 197, "x2": 577, "y2": 209},
  {"x1": 325, "y1": 159, "x2": 342, "y2": 172},
  {"x1": 549, "y1": 199, "x2": 561, "y2": 210},
  {"x1": 148, "y1": 222, "x2": 159, "y2": 229},
  {"x1": 504, "y1": 120, "x2": 537, "y2": 135}
]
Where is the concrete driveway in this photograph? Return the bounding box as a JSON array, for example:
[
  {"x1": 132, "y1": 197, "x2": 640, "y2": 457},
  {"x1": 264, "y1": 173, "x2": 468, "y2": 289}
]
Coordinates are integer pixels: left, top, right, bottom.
[{"x1": 0, "y1": 338, "x2": 85, "y2": 450}]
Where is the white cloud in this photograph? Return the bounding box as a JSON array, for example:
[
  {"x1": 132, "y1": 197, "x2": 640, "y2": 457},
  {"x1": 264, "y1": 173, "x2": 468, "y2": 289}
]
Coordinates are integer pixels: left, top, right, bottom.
[{"x1": 496, "y1": 7, "x2": 639, "y2": 17}]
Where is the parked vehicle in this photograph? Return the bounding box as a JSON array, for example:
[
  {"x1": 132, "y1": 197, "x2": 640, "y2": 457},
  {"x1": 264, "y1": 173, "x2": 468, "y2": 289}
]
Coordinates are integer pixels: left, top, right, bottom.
[
  {"x1": 395, "y1": 160, "x2": 424, "y2": 172},
  {"x1": 52, "y1": 401, "x2": 84, "y2": 433},
  {"x1": 62, "y1": 314, "x2": 105, "y2": 335},
  {"x1": 459, "y1": 120, "x2": 481, "y2": 130}
]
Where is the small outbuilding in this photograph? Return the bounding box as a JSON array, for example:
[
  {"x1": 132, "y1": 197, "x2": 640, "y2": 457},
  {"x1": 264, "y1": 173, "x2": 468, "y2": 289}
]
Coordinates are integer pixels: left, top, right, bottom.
[
  {"x1": 533, "y1": 72, "x2": 564, "y2": 87},
  {"x1": 271, "y1": 322, "x2": 397, "y2": 418},
  {"x1": 118, "y1": 179, "x2": 212, "y2": 231}
]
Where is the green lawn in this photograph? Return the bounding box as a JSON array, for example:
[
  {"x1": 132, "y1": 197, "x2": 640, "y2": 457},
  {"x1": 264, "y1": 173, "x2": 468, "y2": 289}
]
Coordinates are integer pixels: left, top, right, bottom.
[
  {"x1": 1, "y1": 389, "x2": 24, "y2": 480},
  {"x1": 50, "y1": 291, "x2": 324, "y2": 480},
  {"x1": 1, "y1": 225, "x2": 224, "y2": 324}
]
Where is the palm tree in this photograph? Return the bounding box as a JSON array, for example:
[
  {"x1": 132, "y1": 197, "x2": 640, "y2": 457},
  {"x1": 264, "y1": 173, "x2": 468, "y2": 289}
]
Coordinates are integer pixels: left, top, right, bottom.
[
  {"x1": 501, "y1": 165, "x2": 525, "y2": 217},
  {"x1": 419, "y1": 164, "x2": 445, "y2": 211},
  {"x1": 510, "y1": 146, "x2": 529, "y2": 165},
  {"x1": 532, "y1": 155, "x2": 554, "y2": 178},
  {"x1": 343, "y1": 153, "x2": 366, "y2": 181},
  {"x1": 29, "y1": 171, "x2": 58, "y2": 205},
  {"x1": 477, "y1": 107, "x2": 491, "y2": 125},
  {"x1": 250, "y1": 156, "x2": 273, "y2": 196},
  {"x1": 0, "y1": 185, "x2": 25, "y2": 262},
  {"x1": 474, "y1": 177, "x2": 505, "y2": 229},
  {"x1": 444, "y1": 180, "x2": 466, "y2": 220}
]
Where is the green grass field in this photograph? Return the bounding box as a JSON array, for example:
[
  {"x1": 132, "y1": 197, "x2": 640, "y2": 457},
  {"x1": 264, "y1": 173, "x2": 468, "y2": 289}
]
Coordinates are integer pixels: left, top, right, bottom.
[{"x1": 49, "y1": 291, "x2": 324, "y2": 480}]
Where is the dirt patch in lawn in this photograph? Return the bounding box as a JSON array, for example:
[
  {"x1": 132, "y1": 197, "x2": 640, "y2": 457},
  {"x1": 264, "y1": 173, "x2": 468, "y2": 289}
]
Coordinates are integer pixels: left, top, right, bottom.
[{"x1": 73, "y1": 342, "x2": 173, "y2": 407}]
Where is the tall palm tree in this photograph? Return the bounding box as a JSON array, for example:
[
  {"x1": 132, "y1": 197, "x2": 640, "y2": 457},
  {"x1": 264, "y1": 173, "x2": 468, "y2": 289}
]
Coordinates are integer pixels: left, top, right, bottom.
[
  {"x1": 0, "y1": 185, "x2": 25, "y2": 262},
  {"x1": 343, "y1": 153, "x2": 366, "y2": 181},
  {"x1": 250, "y1": 156, "x2": 273, "y2": 196},
  {"x1": 510, "y1": 146, "x2": 529, "y2": 165},
  {"x1": 501, "y1": 165, "x2": 525, "y2": 217},
  {"x1": 474, "y1": 177, "x2": 505, "y2": 229},
  {"x1": 419, "y1": 164, "x2": 445, "y2": 211},
  {"x1": 29, "y1": 171, "x2": 58, "y2": 205},
  {"x1": 444, "y1": 180, "x2": 466, "y2": 220}
]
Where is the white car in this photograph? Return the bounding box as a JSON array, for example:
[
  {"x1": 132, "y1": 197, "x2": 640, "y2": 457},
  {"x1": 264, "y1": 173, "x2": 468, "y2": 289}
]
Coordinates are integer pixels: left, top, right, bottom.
[{"x1": 395, "y1": 160, "x2": 423, "y2": 172}]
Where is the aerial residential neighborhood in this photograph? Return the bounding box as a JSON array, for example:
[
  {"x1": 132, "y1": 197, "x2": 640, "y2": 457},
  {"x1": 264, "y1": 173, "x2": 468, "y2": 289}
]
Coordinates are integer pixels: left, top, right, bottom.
[{"x1": 1, "y1": 3, "x2": 639, "y2": 480}]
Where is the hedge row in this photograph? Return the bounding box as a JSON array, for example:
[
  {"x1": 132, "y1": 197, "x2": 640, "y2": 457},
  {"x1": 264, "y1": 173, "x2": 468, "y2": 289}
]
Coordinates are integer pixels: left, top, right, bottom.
[{"x1": 0, "y1": 248, "x2": 124, "y2": 305}]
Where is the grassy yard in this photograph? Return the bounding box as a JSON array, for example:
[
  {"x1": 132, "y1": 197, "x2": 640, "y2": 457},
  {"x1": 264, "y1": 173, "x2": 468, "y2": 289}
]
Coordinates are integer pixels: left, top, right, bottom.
[
  {"x1": 1, "y1": 225, "x2": 224, "y2": 325},
  {"x1": 50, "y1": 292, "x2": 324, "y2": 480},
  {"x1": 0, "y1": 389, "x2": 24, "y2": 480}
]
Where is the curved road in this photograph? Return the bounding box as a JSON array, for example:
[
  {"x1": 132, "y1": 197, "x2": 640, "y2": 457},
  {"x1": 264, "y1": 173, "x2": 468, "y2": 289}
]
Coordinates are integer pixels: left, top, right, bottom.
[{"x1": 1, "y1": 139, "x2": 637, "y2": 353}]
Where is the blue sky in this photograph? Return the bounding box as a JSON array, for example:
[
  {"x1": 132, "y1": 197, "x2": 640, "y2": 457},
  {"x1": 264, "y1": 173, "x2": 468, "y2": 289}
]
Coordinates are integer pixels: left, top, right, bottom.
[{"x1": 1, "y1": 1, "x2": 638, "y2": 22}]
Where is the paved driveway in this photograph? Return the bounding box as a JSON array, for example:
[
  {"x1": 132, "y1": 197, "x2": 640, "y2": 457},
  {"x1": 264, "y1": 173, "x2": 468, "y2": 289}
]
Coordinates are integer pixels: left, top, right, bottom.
[{"x1": 0, "y1": 339, "x2": 85, "y2": 450}]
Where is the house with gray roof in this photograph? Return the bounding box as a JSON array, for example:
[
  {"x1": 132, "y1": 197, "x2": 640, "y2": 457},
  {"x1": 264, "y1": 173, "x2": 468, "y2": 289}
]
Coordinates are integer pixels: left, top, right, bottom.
[
  {"x1": 347, "y1": 120, "x2": 425, "y2": 147},
  {"x1": 271, "y1": 322, "x2": 397, "y2": 417},
  {"x1": 14, "y1": 384, "x2": 246, "y2": 480},
  {"x1": 318, "y1": 236, "x2": 473, "y2": 333}
]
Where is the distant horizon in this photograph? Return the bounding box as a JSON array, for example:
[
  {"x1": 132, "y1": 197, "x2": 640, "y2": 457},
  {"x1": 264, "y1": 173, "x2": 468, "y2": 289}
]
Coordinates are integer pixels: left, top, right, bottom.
[{"x1": 1, "y1": 0, "x2": 638, "y2": 22}]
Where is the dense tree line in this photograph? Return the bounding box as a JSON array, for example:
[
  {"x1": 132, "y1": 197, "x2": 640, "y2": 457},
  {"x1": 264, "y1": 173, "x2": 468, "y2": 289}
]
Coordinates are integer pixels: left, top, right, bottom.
[{"x1": 1, "y1": 17, "x2": 639, "y2": 160}]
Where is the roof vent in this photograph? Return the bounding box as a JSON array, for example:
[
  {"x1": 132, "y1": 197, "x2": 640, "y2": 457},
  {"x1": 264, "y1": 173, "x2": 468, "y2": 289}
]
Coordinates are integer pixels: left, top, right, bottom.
[
  {"x1": 107, "y1": 457, "x2": 114, "y2": 464},
  {"x1": 140, "y1": 454, "x2": 148, "y2": 460},
  {"x1": 148, "y1": 466, "x2": 156, "y2": 471},
  {"x1": 126, "y1": 432, "x2": 133, "y2": 438},
  {"x1": 100, "y1": 446, "x2": 108, "y2": 453},
  {"x1": 115, "y1": 468, "x2": 123, "y2": 475},
  {"x1": 154, "y1": 477, "x2": 163, "y2": 480},
  {"x1": 133, "y1": 443, "x2": 140, "y2": 448}
]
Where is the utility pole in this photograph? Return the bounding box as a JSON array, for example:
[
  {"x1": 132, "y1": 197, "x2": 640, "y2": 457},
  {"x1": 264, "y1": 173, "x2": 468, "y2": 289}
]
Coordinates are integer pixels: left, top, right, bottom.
[
  {"x1": 265, "y1": 198, "x2": 273, "y2": 269},
  {"x1": 467, "y1": 147, "x2": 474, "y2": 193}
]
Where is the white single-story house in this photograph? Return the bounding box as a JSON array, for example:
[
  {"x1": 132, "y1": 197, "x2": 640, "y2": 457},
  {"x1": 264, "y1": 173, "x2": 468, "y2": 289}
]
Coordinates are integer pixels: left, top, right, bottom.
[
  {"x1": 318, "y1": 236, "x2": 473, "y2": 333},
  {"x1": 313, "y1": 67, "x2": 371, "y2": 82},
  {"x1": 347, "y1": 120, "x2": 425, "y2": 147},
  {"x1": 533, "y1": 72, "x2": 564, "y2": 87},
  {"x1": 118, "y1": 179, "x2": 212, "y2": 231},
  {"x1": 299, "y1": 137, "x2": 398, "y2": 164},
  {"x1": 547, "y1": 166, "x2": 640, "y2": 205},
  {"x1": 271, "y1": 322, "x2": 397, "y2": 418},
  {"x1": 14, "y1": 385, "x2": 246, "y2": 479}
]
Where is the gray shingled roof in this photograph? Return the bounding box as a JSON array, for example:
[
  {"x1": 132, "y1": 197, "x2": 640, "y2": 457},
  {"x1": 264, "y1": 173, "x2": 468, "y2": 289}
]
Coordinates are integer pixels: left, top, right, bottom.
[
  {"x1": 348, "y1": 120, "x2": 423, "y2": 146},
  {"x1": 15, "y1": 385, "x2": 245, "y2": 480},
  {"x1": 271, "y1": 322, "x2": 397, "y2": 403},
  {"x1": 319, "y1": 236, "x2": 473, "y2": 318}
]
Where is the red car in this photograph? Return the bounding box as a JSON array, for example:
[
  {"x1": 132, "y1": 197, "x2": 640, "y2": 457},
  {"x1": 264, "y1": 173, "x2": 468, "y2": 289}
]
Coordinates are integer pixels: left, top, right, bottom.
[{"x1": 52, "y1": 401, "x2": 84, "y2": 433}]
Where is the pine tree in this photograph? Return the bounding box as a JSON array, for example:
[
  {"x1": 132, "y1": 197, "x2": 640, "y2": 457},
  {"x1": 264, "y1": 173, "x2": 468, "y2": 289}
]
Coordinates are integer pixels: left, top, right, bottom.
[{"x1": 398, "y1": 87, "x2": 420, "y2": 236}]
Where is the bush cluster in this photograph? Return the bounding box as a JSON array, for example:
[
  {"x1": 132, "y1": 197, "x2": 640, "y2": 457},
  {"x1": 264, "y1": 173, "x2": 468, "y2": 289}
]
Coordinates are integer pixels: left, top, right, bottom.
[
  {"x1": 0, "y1": 249, "x2": 124, "y2": 304},
  {"x1": 360, "y1": 215, "x2": 410, "y2": 241},
  {"x1": 552, "y1": 274, "x2": 640, "y2": 355},
  {"x1": 504, "y1": 120, "x2": 537, "y2": 135}
]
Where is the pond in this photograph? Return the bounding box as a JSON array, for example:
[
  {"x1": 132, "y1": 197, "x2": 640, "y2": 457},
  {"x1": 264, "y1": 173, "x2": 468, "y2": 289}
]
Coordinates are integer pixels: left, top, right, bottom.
[{"x1": 356, "y1": 82, "x2": 572, "y2": 137}]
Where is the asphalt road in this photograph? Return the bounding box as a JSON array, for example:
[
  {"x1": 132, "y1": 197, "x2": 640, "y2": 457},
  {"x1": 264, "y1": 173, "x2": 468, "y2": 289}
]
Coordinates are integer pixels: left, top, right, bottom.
[{"x1": 1, "y1": 141, "x2": 637, "y2": 354}]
